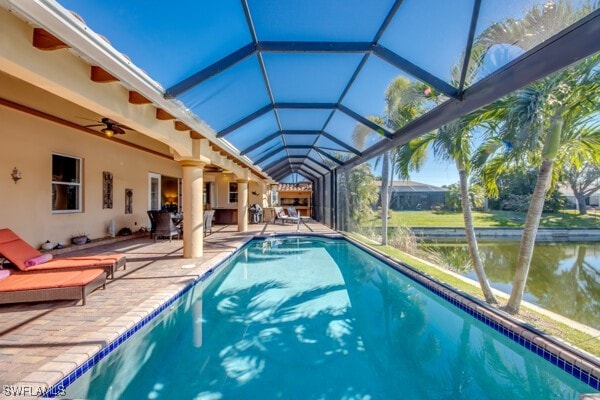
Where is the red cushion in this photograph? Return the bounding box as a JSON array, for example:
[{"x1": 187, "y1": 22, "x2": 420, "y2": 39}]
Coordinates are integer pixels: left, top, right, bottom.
[
  {"x1": 0, "y1": 229, "x2": 41, "y2": 270},
  {"x1": 0, "y1": 229, "x2": 125, "y2": 271},
  {"x1": 0, "y1": 269, "x2": 105, "y2": 292}
]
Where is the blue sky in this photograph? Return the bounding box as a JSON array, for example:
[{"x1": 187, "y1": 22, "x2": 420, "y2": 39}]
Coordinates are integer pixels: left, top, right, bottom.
[
  {"x1": 56, "y1": 0, "x2": 585, "y2": 186},
  {"x1": 368, "y1": 156, "x2": 459, "y2": 187},
  {"x1": 398, "y1": 158, "x2": 459, "y2": 187}
]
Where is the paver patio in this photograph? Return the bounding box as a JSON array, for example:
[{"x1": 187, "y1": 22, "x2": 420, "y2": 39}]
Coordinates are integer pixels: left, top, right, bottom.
[{"x1": 0, "y1": 220, "x2": 336, "y2": 396}]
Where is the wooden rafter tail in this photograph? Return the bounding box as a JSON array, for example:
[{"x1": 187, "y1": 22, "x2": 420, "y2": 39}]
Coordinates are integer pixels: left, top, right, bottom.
[
  {"x1": 128, "y1": 91, "x2": 151, "y2": 105},
  {"x1": 190, "y1": 131, "x2": 204, "y2": 139},
  {"x1": 156, "y1": 108, "x2": 174, "y2": 120},
  {"x1": 174, "y1": 121, "x2": 191, "y2": 131},
  {"x1": 91, "y1": 66, "x2": 118, "y2": 83},
  {"x1": 32, "y1": 28, "x2": 69, "y2": 50}
]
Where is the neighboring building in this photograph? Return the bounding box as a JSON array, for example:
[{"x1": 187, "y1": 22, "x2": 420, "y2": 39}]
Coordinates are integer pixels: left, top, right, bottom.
[
  {"x1": 558, "y1": 185, "x2": 600, "y2": 209},
  {"x1": 375, "y1": 181, "x2": 447, "y2": 211},
  {"x1": 277, "y1": 182, "x2": 313, "y2": 217}
]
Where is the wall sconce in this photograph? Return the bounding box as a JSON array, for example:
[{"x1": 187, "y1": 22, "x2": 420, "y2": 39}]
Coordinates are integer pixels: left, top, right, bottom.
[
  {"x1": 252, "y1": 191, "x2": 259, "y2": 196},
  {"x1": 11, "y1": 167, "x2": 22, "y2": 184}
]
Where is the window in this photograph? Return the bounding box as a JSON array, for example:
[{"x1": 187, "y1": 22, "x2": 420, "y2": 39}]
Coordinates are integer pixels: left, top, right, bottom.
[
  {"x1": 228, "y1": 182, "x2": 238, "y2": 203},
  {"x1": 52, "y1": 154, "x2": 82, "y2": 212}
]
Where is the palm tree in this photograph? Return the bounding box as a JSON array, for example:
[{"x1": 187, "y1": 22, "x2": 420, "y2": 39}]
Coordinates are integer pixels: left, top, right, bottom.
[
  {"x1": 395, "y1": 117, "x2": 499, "y2": 304},
  {"x1": 475, "y1": 53, "x2": 600, "y2": 313},
  {"x1": 353, "y1": 116, "x2": 391, "y2": 245},
  {"x1": 352, "y1": 77, "x2": 427, "y2": 246}
]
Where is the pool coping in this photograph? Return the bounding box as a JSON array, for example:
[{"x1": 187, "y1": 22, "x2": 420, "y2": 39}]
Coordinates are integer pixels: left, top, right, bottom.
[
  {"x1": 29, "y1": 236, "x2": 256, "y2": 398},
  {"x1": 36, "y1": 233, "x2": 599, "y2": 397}
]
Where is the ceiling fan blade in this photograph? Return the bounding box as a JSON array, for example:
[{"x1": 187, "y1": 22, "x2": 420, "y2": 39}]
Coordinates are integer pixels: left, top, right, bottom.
[{"x1": 113, "y1": 126, "x2": 126, "y2": 135}]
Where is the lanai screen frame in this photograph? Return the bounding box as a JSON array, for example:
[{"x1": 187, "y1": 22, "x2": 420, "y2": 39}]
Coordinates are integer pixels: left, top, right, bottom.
[{"x1": 6, "y1": 1, "x2": 600, "y2": 187}]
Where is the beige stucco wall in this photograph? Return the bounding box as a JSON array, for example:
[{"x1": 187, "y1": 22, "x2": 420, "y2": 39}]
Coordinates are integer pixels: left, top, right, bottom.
[
  {"x1": 211, "y1": 173, "x2": 240, "y2": 208},
  {"x1": 204, "y1": 173, "x2": 268, "y2": 209},
  {"x1": 0, "y1": 105, "x2": 182, "y2": 248}
]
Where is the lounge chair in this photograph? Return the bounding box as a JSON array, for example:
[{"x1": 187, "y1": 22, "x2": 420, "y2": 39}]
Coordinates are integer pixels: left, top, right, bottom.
[
  {"x1": 287, "y1": 207, "x2": 310, "y2": 221},
  {"x1": 274, "y1": 207, "x2": 298, "y2": 224},
  {"x1": 0, "y1": 268, "x2": 106, "y2": 306},
  {"x1": 0, "y1": 229, "x2": 126, "y2": 278}
]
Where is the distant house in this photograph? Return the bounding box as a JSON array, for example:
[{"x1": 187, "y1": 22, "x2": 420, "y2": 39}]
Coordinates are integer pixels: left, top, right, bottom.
[
  {"x1": 277, "y1": 181, "x2": 313, "y2": 217},
  {"x1": 375, "y1": 181, "x2": 447, "y2": 211},
  {"x1": 559, "y1": 185, "x2": 600, "y2": 209}
]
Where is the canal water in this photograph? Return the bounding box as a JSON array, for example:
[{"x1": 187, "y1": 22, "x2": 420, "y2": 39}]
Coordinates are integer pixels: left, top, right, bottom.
[{"x1": 418, "y1": 241, "x2": 600, "y2": 329}]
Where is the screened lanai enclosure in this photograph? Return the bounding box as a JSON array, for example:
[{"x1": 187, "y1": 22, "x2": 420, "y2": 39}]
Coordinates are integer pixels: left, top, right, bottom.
[{"x1": 11, "y1": 0, "x2": 600, "y2": 230}]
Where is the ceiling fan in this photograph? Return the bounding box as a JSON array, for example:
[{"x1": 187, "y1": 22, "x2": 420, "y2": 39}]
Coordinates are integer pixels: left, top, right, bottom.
[{"x1": 84, "y1": 117, "x2": 129, "y2": 137}]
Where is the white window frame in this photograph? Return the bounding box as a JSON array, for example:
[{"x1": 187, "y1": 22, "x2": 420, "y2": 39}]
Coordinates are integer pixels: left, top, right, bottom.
[
  {"x1": 228, "y1": 182, "x2": 238, "y2": 204},
  {"x1": 52, "y1": 153, "x2": 82, "y2": 214},
  {"x1": 148, "y1": 172, "x2": 162, "y2": 211}
]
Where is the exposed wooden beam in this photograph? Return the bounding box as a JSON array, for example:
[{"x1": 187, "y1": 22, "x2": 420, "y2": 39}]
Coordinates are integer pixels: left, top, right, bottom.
[
  {"x1": 0, "y1": 97, "x2": 171, "y2": 160},
  {"x1": 190, "y1": 131, "x2": 204, "y2": 139},
  {"x1": 155, "y1": 108, "x2": 174, "y2": 120},
  {"x1": 128, "y1": 91, "x2": 151, "y2": 105},
  {"x1": 90, "y1": 66, "x2": 118, "y2": 83},
  {"x1": 32, "y1": 28, "x2": 68, "y2": 50},
  {"x1": 174, "y1": 121, "x2": 191, "y2": 131}
]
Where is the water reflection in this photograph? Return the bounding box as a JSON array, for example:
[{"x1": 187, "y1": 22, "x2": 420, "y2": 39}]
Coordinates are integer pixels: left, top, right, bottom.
[{"x1": 420, "y1": 241, "x2": 600, "y2": 329}]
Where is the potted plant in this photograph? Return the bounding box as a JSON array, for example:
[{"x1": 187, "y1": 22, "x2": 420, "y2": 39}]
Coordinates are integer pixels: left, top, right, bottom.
[{"x1": 71, "y1": 233, "x2": 89, "y2": 245}]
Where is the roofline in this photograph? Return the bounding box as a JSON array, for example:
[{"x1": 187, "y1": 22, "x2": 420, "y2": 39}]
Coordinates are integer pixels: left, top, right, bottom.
[{"x1": 2, "y1": 0, "x2": 270, "y2": 180}]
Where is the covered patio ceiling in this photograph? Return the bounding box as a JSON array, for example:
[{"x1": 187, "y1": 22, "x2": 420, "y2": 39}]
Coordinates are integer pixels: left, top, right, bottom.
[{"x1": 9, "y1": 1, "x2": 600, "y2": 182}]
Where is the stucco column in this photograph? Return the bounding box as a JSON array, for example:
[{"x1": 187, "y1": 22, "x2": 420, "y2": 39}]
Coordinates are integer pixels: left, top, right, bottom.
[
  {"x1": 180, "y1": 160, "x2": 205, "y2": 258},
  {"x1": 237, "y1": 179, "x2": 249, "y2": 232}
]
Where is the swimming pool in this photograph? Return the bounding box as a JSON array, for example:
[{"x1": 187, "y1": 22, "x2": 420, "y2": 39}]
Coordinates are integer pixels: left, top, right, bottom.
[{"x1": 57, "y1": 236, "x2": 597, "y2": 399}]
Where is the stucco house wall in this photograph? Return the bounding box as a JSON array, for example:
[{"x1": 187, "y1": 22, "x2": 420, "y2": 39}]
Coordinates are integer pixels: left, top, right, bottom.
[{"x1": 0, "y1": 104, "x2": 182, "y2": 247}]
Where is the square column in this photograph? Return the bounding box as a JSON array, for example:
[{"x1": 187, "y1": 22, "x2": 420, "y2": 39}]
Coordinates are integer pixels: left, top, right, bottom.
[
  {"x1": 180, "y1": 160, "x2": 205, "y2": 258},
  {"x1": 237, "y1": 179, "x2": 249, "y2": 232}
]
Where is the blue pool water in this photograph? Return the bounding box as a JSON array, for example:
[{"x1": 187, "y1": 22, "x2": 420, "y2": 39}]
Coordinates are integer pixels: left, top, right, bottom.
[{"x1": 64, "y1": 237, "x2": 595, "y2": 399}]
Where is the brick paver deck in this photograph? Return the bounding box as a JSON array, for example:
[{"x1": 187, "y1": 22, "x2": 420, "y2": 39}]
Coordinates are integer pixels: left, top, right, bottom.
[{"x1": 0, "y1": 221, "x2": 336, "y2": 397}]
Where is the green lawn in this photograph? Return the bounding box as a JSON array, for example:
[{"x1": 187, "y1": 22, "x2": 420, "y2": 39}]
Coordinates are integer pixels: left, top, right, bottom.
[{"x1": 374, "y1": 209, "x2": 600, "y2": 228}]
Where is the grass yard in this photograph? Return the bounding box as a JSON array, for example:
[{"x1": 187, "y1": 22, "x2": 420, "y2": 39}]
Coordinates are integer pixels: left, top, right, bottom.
[{"x1": 373, "y1": 209, "x2": 600, "y2": 228}]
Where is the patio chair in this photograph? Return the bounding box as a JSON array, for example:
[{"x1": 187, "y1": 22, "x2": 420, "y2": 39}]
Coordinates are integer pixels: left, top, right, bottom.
[
  {"x1": 274, "y1": 207, "x2": 298, "y2": 224},
  {"x1": 147, "y1": 210, "x2": 158, "y2": 239},
  {"x1": 0, "y1": 228, "x2": 126, "y2": 278},
  {"x1": 204, "y1": 210, "x2": 215, "y2": 236},
  {"x1": 0, "y1": 268, "x2": 106, "y2": 306},
  {"x1": 153, "y1": 211, "x2": 180, "y2": 242},
  {"x1": 287, "y1": 207, "x2": 311, "y2": 221}
]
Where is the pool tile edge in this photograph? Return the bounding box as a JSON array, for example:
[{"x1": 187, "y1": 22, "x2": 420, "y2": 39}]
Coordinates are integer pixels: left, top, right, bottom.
[
  {"x1": 32, "y1": 237, "x2": 255, "y2": 398},
  {"x1": 344, "y1": 235, "x2": 600, "y2": 391}
]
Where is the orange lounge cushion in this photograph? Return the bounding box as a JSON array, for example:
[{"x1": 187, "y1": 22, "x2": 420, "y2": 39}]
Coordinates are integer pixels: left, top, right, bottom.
[
  {"x1": 0, "y1": 228, "x2": 124, "y2": 271},
  {"x1": 0, "y1": 269, "x2": 105, "y2": 292},
  {"x1": 24, "y1": 255, "x2": 125, "y2": 272},
  {"x1": 0, "y1": 229, "x2": 41, "y2": 270}
]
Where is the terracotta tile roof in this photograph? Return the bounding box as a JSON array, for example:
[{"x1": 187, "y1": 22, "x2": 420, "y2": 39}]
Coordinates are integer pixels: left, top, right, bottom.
[{"x1": 277, "y1": 182, "x2": 312, "y2": 192}]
